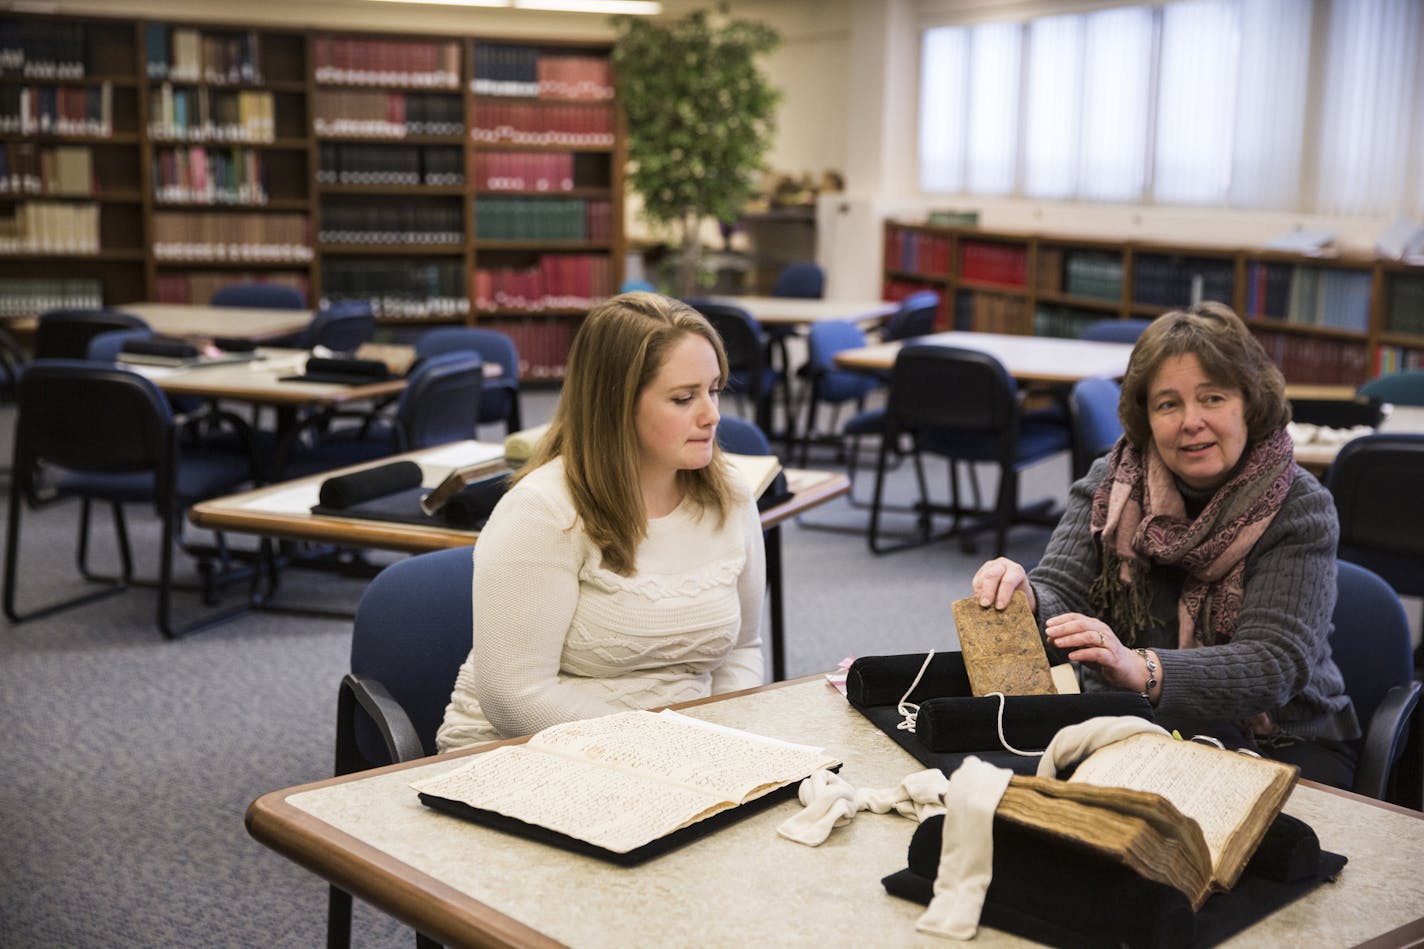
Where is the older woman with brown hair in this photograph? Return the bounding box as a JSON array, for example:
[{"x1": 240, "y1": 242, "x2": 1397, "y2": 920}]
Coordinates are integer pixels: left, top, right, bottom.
[
  {"x1": 437, "y1": 292, "x2": 765, "y2": 751},
  {"x1": 972, "y1": 302, "x2": 1359, "y2": 787}
]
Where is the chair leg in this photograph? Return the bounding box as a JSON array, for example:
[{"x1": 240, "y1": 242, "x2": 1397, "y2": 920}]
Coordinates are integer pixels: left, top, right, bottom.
[
  {"x1": 4, "y1": 487, "x2": 128, "y2": 624},
  {"x1": 77, "y1": 500, "x2": 135, "y2": 583}
]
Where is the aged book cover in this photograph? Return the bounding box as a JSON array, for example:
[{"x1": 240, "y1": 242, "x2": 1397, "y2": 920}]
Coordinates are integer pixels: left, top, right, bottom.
[
  {"x1": 411, "y1": 710, "x2": 840, "y2": 861},
  {"x1": 998, "y1": 733, "x2": 1299, "y2": 909},
  {"x1": 951, "y1": 590, "x2": 1056, "y2": 696}
]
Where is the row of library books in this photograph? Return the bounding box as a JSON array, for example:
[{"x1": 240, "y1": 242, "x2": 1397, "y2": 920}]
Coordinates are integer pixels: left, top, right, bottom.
[
  {"x1": 316, "y1": 143, "x2": 463, "y2": 187},
  {"x1": 473, "y1": 151, "x2": 579, "y2": 193},
  {"x1": 1134, "y1": 255, "x2": 1234, "y2": 309},
  {"x1": 0, "y1": 19, "x2": 87, "y2": 79},
  {"x1": 0, "y1": 200, "x2": 99, "y2": 254},
  {"x1": 145, "y1": 25, "x2": 263, "y2": 86},
  {"x1": 1244, "y1": 265, "x2": 1371, "y2": 332},
  {"x1": 312, "y1": 91, "x2": 462, "y2": 138},
  {"x1": 0, "y1": 143, "x2": 92, "y2": 196},
  {"x1": 149, "y1": 86, "x2": 275, "y2": 143},
  {"x1": 1033, "y1": 305, "x2": 1107, "y2": 339},
  {"x1": 471, "y1": 45, "x2": 614, "y2": 102},
  {"x1": 1253, "y1": 329, "x2": 1370, "y2": 387},
  {"x1": 313, "y1": 37, "x2": 461, "y2": 90},
  {"x1": 472, "y1": 253, "x2": 613, "y2": 312},
  {"x1": 884, "y1": 227, "x2": 951, "y2": 276},
  {"x1": 154, "y1": 271, "x2": 308, "y2": 306},
  {"x1": 319, "y1": 200, "x2": 463, "y2": 245},
  {"x1": 0, "y1": 83, "x2": 112, "y2": 137},
  {"x1": 951, "y1": 290, "x2": 1032, "y2": 336},
  {"x1": 1063, "y1": 252, "x2": 1123, "y2": 300},
  {"x1": 480, "y1": 315, "x2": 576, "y2": 379},
  {"x1": 0, "y1": 277, "x2": 102, "y2": 317},
  {"x1": 1376, "y1": 345, "x2": 1424, "y2": 375},
  {"x1": 960, "y1": 241, "x2": 1027, "y2": 287},
  {"x1": 153, "y1": 146, "x2": 268, "y2": 205},
  {"x1": 322, "y1": 258, "x2": 467, "y2": 318},
  {"x1": 1388, "y1": 277, "x2": 1424, "y2": 336},
  {"x1": 151, "y1": 210, "x2": 310, "y2": 262},
  {"x1": 470, "y1": 102, "x2": 615, "y2": 148},
  {"x1": 475, "y1": 196, "x2": 612, "y2": 242}
]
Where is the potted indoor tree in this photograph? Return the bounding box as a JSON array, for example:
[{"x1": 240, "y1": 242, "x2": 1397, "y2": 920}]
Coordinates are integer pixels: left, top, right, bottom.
[{"x1": 612, "y1": 7, "x2": 781, "y2": 297}]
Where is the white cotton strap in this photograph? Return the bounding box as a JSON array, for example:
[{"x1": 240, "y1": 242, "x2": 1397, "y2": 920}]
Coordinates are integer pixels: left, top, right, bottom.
[
  {"x1": 1036, "y1": 715, "x2": 1170, "y2": 778},
  {"x1": 775, "y1": 769, "x2": 856, "y2": 846},
  {"x1": 896, "y1": 650, "x2": 936, "y2": 733},
  {"x1": 984, "y1": 692, "x2": 1040, "y2": 758},
  {"x1": 854, "y1": 768, "x2": 950, "y2": 822},
  {"x1": 916, "y1": 756, "x2": 1014, "y2": 940}
]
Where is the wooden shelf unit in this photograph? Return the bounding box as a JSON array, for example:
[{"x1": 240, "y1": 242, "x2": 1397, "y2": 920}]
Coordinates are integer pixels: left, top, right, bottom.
[
  {"x1": 882, "y1": 219, "x2": 1424, "y2": 386},
  {"x1": 2, "y1": 11, "x2": 627, "y2": 380}
]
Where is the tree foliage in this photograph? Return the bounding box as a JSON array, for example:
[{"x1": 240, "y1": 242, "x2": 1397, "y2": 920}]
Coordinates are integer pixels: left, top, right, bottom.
[{"x1": 612, "y1": 7, "x2": 781, "y2": 292}]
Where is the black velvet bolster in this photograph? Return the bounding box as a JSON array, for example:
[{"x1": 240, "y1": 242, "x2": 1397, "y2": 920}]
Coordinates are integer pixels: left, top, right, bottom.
[
  {"x1": 1241, "y1": 812, "x2": 1321, "y2": 883},
  {"x1": 756, "y1": 471, "x2": 793, "y2": 511},
  {"x1": 440, "y1": 472, "x2": 510, "y2": 529},
  {"x1": 846, "y1": 652, "x2": 973, "y2": 707},
  {"x1": 318, "y1": 461, "x2": 423, "y2": 509},
  {"x1": 304, "y1": 356, "x2": 389, "y2": 380},
  {"x1": 122, "y1": 337, "x2": 200, "y2": 359},
  {"x1": 916, "y1": 692, "x2": 1155, "y2": 752},
  {"x1": 212, "y1": 336, "x2": 257, "y2": 353},
  {"x1": 897, "y1": 813, "x2": 1198, "y2": 949}
]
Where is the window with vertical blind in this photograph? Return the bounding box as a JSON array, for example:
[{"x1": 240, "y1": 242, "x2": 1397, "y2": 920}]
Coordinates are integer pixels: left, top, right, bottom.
[{"x1": 918, "y1": 0, "x2": 1424, "y2": 218}]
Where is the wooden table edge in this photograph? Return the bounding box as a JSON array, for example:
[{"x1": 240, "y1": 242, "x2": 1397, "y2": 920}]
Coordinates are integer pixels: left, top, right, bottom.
[{"x1": 245, "y1": 677, "x2": 827, "y2": 949}]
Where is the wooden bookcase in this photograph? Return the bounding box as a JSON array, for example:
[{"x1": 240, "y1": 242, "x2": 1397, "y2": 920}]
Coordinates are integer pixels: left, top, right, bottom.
[
  {"x1": 883, "y1": 220, "x2": 1424, "y2": 387},
  {"x1": 0, "y1": 11, "x2": 626, "y2": 380}
]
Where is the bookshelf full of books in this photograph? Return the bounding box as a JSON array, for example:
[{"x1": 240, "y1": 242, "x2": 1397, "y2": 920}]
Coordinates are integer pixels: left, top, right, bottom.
[
  {"x1": 1, "y1": 14, "x2": 146, "y2": 309},
  {"x1": 2, "y1": 11, "x2": 626, "y2": 381},
  {"x1": 882, "y1": 220, "x2": 1424, "y2": 386}
]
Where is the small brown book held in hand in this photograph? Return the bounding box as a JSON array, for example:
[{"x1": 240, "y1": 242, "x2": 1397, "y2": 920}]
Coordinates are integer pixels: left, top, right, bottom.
[
  {"x1": 998, "y1": 733, "x2": 1299, "y2": 910},
  {"x1": 952, "y1": 591, "x2": 1056, "y2": 696}
]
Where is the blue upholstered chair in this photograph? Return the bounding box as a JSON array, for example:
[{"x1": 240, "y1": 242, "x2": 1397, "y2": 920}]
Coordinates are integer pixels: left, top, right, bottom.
[
  {"x1": 1330, "y1": 561, "x2": 1421, "y2": 805},
  {"x1": 1068, "y1": 377, "x2": 1123, "y2": 479},
  {"x1": 414, "y1": 326, "x2": 523, "y2": 434},
  {"x1": 867, "y1": 345, "x2": 1071, "y2": 557},
  {"x1": 329, "y1": 545, "x2": 476, "y2": 947},
  {"x1": 797, "y1": 320, "x2": 885, "y2": 471},
  {"x1": 689, "y1": 300, "x2": 788, "y2": 439},
  {"x1": 883, "y1": 290, "x2": 940, "y2": 342},
  {"x1": 1359, "y1": 369, "x2": 1424, "y2": 407},
  {"x1": 1080, "y1": 317, "x2": 1154, "y2": 344},
  {"x1": 34, "y1": 308, "x2": 149, "y2": 359},
  {"x1": 619, "y1": 278, "x2": 656, "y2": 293},
  {"x1": 772, "y1": 261, "x2": 824, "y2": 299},
  {"x1": 210, "y1": 281, "x2": 305, "y2": 310},
  {"x1": 3, "y1": 361, "x2": 259, "y2": 637}
]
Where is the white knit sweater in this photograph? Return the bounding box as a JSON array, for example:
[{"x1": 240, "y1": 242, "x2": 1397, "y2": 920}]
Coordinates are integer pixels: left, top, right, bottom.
[{"x1": 436, "y1": 457, "x2": 766, "y2": 752}]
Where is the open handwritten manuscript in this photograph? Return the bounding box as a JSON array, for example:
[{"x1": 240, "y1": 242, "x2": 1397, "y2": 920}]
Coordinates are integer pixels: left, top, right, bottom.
[
  {"x1": 1000, "y1": 733, "x2": 1298, "y2": 909},
  {"x1": 411, "y1": 709, "x2": 840, "y2": 863}
]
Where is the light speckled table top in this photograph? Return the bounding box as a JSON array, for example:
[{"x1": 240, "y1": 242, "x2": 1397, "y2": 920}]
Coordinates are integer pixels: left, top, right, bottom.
[{"x1": 248, "y1": 678, "x2": 1424, "y2": 948}]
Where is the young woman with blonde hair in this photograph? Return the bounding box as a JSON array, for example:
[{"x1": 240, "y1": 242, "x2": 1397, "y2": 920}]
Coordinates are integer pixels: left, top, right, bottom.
[{"x1": 437, "y1": 292, "x2": 765, "y2": 750}]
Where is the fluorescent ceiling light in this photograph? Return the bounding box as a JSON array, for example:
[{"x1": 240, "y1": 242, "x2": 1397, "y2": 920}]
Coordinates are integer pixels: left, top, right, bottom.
[
  {"x1": 365, "y1": 0, "x2": 662, "y2": 11},
  {"x1": 514, "y1": 0, "x2": 661, "y2": 12},
  {"x1": 365, "y1": 0, "x2": 509, "y2": 7}
]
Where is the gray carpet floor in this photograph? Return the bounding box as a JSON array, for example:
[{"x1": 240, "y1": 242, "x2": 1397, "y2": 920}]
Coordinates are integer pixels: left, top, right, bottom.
[{"x1": 0, "y1": 387, "x2": 1072, "y2": 948}]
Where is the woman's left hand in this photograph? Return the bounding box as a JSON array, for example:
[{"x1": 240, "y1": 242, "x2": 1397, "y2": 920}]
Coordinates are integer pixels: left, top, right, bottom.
[{"x1": 1043, "y1": 613, "x2": 1139, "y2": 691}]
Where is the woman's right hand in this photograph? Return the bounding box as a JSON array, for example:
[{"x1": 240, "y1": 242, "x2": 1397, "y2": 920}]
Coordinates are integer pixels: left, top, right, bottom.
[{"x1": 971, "y1": 558, "x2": 1036, "y2": 614}]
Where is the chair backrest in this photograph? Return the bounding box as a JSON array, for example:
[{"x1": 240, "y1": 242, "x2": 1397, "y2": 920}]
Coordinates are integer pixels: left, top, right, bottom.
[
  {"x1": 1330, "y1": 560, "x2": 1420, "y2": 798},
  {"x1": 394, "y1": 352, "x2": 485, "y2": 451},
  {"x1": 690, "y1": 301, "x2": 767, "y2": 398},
  {"x1": 307, "y1": 302, "x2": 375, "y2": 352},
  {"x1": 85, "y1": 327, "x2": 154, "y2": 363},
  {"x1": 806, "y1": 319, "x2": 870, "y2": 375},
  {"x1": 348, "y1": 547, "x2": 476, "y2": 762},
  {"x1": 887, "y1": 345, "x2": 1018, "y2": 437},
  {"x1": 884, "y1": 291, "x2": 939, "y2": 341},
  {"x1": 15, "y1": 360, "x2": 172, "y2": 476},
  {"x1": 1326, "y1": 433, "x2": 1424, "y2": 596},
  {"x1": 772, "y1": 262, "x2": 825, "y2": 299},
  {"x1": 1081, "y1": 318, "x2": 1153, "y2": 344},
  {"x1": 1358, "y1": 369, "x2": 1424, "y2": 407},
  {"x1": 210, "y1": 281, "x2": 305, "y2": 309},
  {"x1": 619, "y1": 278, "x2": 656, "y2": 293},
  {"x1": 716, "y1": 415, "x2": 772, "y2": 456},
  {"x1": 414, "y1": 326, "x2": 519, "y2": 382},
  {"x1": 1068, "y1": 377, "x2": 1124, "y2": 478},
  {"x1": 34, "y1": 309, "x2": 149, "y2": 360}
]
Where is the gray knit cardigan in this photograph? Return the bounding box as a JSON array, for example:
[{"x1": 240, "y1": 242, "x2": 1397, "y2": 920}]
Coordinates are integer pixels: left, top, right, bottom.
[{"x1": 1029, "y1": 455, "x2": 1359, "y2": 743}]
